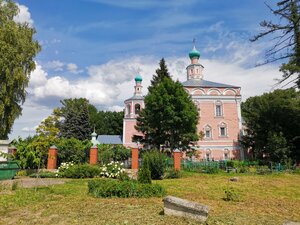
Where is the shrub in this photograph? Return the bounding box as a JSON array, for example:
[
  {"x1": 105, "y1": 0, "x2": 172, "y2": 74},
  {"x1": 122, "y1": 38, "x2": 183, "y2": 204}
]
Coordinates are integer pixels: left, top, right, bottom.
[
  {"x1": 256, "y1": 166, "x2": 272, "y2": 175},
  {"x1": 142, "y1": 150, "x2": 165, "y2": 180},
  {"x1": 164, "y1": 168, "x2": 181, "y2": 179},
  {"x1": 203, "y1": 166, "x2": 220, "y2": 174},
  {"x1": 117, "y1": 172, "x2": 131, "y2": 181},
  {"x1": 138, "y1": 157, "x2": 152, "y2": 184},
  {"x1": 293, "y1": 167, "x2": 300, "y2": 174},
  {"x1": 11, "y1": 181, "x2": 19, "y2": 191},
  {"x1": 55, "y1": 138, "x2": 92, "y2": 165},
  {"x1": 58, "y1": 162, "x2": 74, "y2": 173},
  {"x1": 16, "y1": 170, "x2": 28, "y2": 177},
  {"x1": 223, "y1": 186, "x2": 239, "y2": 202},
  {"x1": 13, "y1": 136, "x2": 48, "y2": 169},
  {"x1": 98, "y1": 144, "x2": 131, "y2": 164},
  {"x1": 60, "y1": 164, "x2": 101, "y2": 178},
  {"x1": 100, "y1": 161, "x2": 125, "y2": 178},
  {"x1": 29, "y1": 171, "x2": 58, "y2": 178},
  {"x1": 88, "y1": 179, "x2": 165, "y2": 198}
]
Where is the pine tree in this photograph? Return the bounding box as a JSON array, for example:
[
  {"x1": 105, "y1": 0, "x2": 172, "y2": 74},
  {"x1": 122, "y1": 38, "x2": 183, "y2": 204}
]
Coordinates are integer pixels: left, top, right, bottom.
[
  {"x1": 59, "y1": 98, "x2": 92, "y2": 140},
  {"x1": 251, "y1": 0, "x2": 300, "y2": 88},
  {"x1": 136, "y1": 75, "x2": 199, "y2": 149},
  {"x1": 149, "y1": 58, "x2": 171, "y2": 90}
]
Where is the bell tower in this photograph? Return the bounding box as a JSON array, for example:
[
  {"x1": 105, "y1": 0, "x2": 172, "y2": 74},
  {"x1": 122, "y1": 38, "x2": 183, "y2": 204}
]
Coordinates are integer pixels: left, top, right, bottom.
[{"x1": 186, "y1": 39, "x2": 204, "y2": 80}]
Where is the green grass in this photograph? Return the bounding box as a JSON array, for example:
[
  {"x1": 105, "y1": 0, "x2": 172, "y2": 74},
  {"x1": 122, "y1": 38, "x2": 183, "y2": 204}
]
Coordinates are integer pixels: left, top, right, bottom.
[{"x1": 0, "y1": 172, "x2": 300, "y2": 225}]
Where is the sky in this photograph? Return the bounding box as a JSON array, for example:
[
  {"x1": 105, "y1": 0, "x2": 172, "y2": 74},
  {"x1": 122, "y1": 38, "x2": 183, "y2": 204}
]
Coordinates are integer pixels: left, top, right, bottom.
[{"x1": 10, "y1": 0, "x2": 285, "y2": 139}]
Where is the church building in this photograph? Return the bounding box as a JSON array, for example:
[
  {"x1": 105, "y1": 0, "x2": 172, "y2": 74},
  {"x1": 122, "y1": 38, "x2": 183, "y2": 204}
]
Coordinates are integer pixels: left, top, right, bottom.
[{"x1": 122, "y1": 45, "x2": 243, "y2": 160}]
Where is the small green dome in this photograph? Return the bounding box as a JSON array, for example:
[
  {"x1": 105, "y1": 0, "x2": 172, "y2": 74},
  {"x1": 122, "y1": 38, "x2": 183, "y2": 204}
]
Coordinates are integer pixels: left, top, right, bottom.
[
  {"x1": 135, "y1": 75, "x2": 143, "y2": 82},
  {"x1": 189, "y1": 47, "x2": 200, "y2": 59}
]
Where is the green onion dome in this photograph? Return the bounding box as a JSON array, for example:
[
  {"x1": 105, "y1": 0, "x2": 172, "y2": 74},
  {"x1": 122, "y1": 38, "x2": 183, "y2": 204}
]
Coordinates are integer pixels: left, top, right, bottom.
[
  {"x1": 189, "y1": 47, "x2": 200, "y2": 59},
  {"x1": 135, "y1": 74, "x2": 143, "y2": 82}
]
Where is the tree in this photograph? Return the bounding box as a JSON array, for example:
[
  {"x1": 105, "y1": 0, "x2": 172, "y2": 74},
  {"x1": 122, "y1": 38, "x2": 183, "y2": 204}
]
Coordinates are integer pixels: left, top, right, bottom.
[
  {"x1": 149, "y1": 58, "x2": 171, "y2": 90},
  {"x1": 136, "y1": 77, "x2": 199, "y2": 149},
  {"x1": 241, "y1": 88, "x2": 300, "y2": 162},
  {"x1": 0, "y1": 0, "x2": 41, "y2": 138},
  {"x1": 36, "y1": 108, "x2": 60, "y2": 141},
  {"x1": 55, "y1": 137, "x2": 92, "y2": 165},
  {"x1": 251, "y1": 0, "x2": 300, "y2": 88},
  {"x1": 88, "y1": 105, "x2": 124, "y2": 135},
  {"x1": 58, "y1": 98, "x2": 92, "y2": 140}
]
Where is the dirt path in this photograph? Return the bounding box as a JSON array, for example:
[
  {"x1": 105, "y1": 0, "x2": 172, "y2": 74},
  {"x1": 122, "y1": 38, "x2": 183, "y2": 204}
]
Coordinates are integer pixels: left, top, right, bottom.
[{"x1": 0, "y1": 177, "x2": 66, "y2": 188}]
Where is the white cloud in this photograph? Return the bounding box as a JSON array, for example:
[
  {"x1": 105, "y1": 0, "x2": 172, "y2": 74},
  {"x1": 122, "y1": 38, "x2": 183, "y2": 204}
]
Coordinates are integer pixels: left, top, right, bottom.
[
  {"x1": 22, "y1": 126, "x2": 37, "y2": 133},
  {"x1": 44, "y1": 60, "x2": 65, "y2": 71},
  {"x1": 14, "y1": 3, "x2": 33, "y2": 26},
  {"x1": 107, "y1": 105, "x2": 124, "y2": 112},
  {"x1": 10, "y1": 100, "x2": 52, "y2": 139},
  {"x1": 30, "y1": 55, "x2": 282, "y2": 105},
  {"x1": 11, "y1": 52, "x2": 283, "y2": 139},
  {"x1": 67, "y1": 63, "x2": 82, "y2": 74}
]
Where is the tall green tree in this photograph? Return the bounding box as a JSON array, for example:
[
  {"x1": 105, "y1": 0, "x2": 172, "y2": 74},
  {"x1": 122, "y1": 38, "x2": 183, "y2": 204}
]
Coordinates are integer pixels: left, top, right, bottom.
[
  {"x1": 136, "y1": 77, "x2": 199, "y2": 149},
  {"x1": 241, "y1": 88, "x2": 300, "y2": 162},
  {"x1": 0, "y1": 0, "x2": 41, "y2": 138},
  {"x1": 58, "y1": 98, "x2": 92, "y2": 140},
  {"x1": 88, "y1": 105, "x2": 124, "y2": 135},
  {"x1": 149, "y1": 58, "x2": 171, "y2": 90},
  {"x1": 251, "y1": 0, "x2": 300, "y2": 88}
]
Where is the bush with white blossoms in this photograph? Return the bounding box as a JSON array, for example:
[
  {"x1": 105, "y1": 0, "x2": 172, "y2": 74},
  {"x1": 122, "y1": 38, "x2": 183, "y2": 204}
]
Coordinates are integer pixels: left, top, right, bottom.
[
  {"x1": 56, "y1": 162, "x2": 75, "y2": 177},
  {"x1": 100, "y1": 161, "x2": 125, "y2": 178}
]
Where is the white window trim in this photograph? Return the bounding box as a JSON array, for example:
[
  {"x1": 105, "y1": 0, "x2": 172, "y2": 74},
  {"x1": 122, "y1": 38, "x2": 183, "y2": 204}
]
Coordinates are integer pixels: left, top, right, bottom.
[
  {"x1": 204, "y1": 125, "x2": 212, "y2": 139},
  {"x1": 215, "y1": 101, "x2": 223, "y2": 117},
  {"x1": 205, "y1": 149, "x2": 212, "y2": 161},
  {"x1": 218, "y1": 122, "x2": 228, "y2": 137},
  {"x1": 224, "y1": 149, "x2": 230, "y2": 160}
]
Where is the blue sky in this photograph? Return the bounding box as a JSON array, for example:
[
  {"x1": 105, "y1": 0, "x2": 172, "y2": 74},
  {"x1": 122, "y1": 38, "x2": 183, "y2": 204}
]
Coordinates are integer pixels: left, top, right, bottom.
[
  {"x1": 19, "y1": 0, "x2": 274, "y2": 67},
  {"x1": 11, "y1": 0, "x2": 283, "y2": 138}
]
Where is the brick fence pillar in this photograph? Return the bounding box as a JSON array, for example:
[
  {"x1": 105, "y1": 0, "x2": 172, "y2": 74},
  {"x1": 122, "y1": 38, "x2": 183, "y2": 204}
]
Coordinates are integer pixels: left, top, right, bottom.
[
  {"x1": 47, "y1": 145, "x2": 58, "y2": 170},
  {"x1": 131, "y1": 148, "x2": 139, "y2": 170},
  {"x1": 90, "y1": 145, "x2": 98, "y2": 165},
  {"x1": 173, "y1": 149, "x2": 181, "y2": 171}
]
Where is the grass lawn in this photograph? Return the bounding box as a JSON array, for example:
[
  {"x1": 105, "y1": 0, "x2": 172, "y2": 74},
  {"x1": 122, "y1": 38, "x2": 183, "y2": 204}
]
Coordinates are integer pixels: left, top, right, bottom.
[{"x1": 0, "y1": 172, "x2": 300, "y2": 225}]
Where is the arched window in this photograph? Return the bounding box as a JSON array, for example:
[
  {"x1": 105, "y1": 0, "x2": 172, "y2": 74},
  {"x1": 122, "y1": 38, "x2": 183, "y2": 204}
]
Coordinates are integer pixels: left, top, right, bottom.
[
  {"x1": 219, "y1": 122, "x2": 227, "y2": 137},
  {"x1": 215, "y1": 101, "x2": 223, "y2": 117},
  {"x1": 127, "y1": 104, "x2": 131, "y2": 115},
  {"x1": 206, "y1": 149, "x2": 211, "y2": 161},
  {"x1": 135, "y1": 104, "x2": 141, "y2": 114},
  {"x1": 204, "y1": 125, "x2": 212, "y2": 139}
]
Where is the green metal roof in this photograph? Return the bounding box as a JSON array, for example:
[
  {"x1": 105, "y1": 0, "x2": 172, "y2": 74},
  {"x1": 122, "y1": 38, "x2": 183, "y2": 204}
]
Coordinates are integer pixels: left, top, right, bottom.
[
  {"x1": 135, "y1": 75, "x2": 143, "y2": 82},
  {"x1": 189, "y1": 47, "x2": 200, "y2": 59}
]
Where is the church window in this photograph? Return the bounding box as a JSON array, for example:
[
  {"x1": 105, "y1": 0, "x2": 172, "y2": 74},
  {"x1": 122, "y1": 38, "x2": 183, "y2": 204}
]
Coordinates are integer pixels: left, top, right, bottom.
[
  {"x1": 215, "y1": 101, "x2": 223, "y2": 117},
  {"x1": 219, "y1": 122, "x2": 227, "y2": 137},
  {"x1": 206, "y1": 149, "x2": 211, "y2": 161},
  {"x1": 204, "y1": 125, "x2": 212, "y2": 138},
  {"x1": 135, "y1": 104, "x2": 141, "y2": 114}
]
